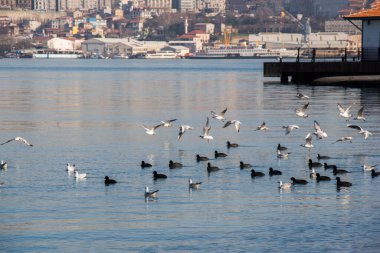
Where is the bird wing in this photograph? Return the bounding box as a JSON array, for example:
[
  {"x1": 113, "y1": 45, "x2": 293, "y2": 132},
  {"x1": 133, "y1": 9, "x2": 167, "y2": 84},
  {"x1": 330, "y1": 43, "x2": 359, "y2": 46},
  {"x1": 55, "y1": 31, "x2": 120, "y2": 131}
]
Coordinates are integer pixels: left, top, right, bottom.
[
  {"x1": 305, "y1": 133, "x2": 312, "y2": 143},
  {"x1": 153, "y1": 124, "x2": 163, "y2": 130},
  {"x1": 314, "y1": 120, "x2": 322, "y2": 132},
  {"x1": 234, "y1": 121, "x2": 241, "y2": 132},
  {"x1": 167, "y1": 119, "x2": 177, "y2": 123},
  {"x1": 220, "y1": 107, "x2": 228, "y2": 116},
  {"x1": 223, "y1": 121, "x2": 232, "y2": 128},
  {"x1": 347, "y1": 124, "x2": 363, "y2": 131},
  {"x1": 302, "y1": 102, "x2": 309, "y2": 110},
  {"x1": 0, "y1": 139, "x2": 15, "y2": 145},
  {"x1": 337, "y1": 103, "x2": 345, "y2": 114},
  {"x1": 15, "y1": 137, "x2": 33, "y2": 146}
]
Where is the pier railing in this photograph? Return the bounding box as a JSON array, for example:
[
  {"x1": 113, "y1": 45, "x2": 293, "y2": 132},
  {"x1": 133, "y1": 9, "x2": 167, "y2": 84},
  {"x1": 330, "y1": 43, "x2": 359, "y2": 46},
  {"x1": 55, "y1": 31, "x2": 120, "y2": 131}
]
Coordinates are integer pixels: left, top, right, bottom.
[{"x1": 294, "y1": 47, "x2": 380, "y2": 62}]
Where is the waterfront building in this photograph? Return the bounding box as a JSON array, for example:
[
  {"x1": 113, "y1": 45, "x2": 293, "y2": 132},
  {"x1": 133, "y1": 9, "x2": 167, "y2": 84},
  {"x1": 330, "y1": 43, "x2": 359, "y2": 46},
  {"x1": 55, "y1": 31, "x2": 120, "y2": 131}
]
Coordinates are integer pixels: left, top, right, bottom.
[
  {"x1": 325, "y1": 19, "x2": 361, "y2": 35},
  {"x1": 47, "y1": 37, "x2": 82, "y2": 50}
]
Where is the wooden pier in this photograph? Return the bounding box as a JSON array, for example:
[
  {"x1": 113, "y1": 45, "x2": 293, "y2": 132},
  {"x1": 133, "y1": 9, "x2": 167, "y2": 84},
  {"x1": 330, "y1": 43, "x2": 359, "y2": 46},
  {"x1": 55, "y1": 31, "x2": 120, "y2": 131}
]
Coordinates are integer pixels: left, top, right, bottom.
[{"x1": 264, "y1": 61, "x2": 380, "y2": 86}]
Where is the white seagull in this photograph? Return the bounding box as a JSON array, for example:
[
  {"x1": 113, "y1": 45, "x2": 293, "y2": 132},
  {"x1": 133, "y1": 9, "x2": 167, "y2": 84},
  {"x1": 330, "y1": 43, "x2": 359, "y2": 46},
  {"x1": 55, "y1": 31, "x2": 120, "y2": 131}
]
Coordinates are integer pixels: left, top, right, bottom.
[
  {"x1": 223, "y1": 120, "x2": 241, "y2": 132},
  {"x1": 295, "y1": 102, "x2": 309, "y2": 118},
  {"x1": 145, "y1": 186, "x2": 158, "y2": 198},
  {"x1": 278, "y1": 181, "x2": 292, "y2": 190},
  {"x1": 141, "y1": 124, "x2": 163, "y2": 135},
  {"x1": 75, "y1": 171, "x2": 87, "y2": 180},
  {"x1": 1, "y1": 136, "x2": 33, "y2": 147},
  {"x1": 0, "y1": 160, "x2": 7, "y2": 170},
  {"x1": 337, "y1": 103, "x2": 353, "y2": 120},
  {"x1": 363, "y1": 164, "x2": 378, "y2": 171},
  {"x1": 347, "y1": 124, "x2": 372, "y2": 140},
  {"x1": 255, "y1": 121, "x2": 269, "y2": 131},
  {"x1": 277, "y1": 149, "x2": 291, "y2": 159},
  {"x1": 211, "y1": 107, "x2": 227, "y2": 122},
  {"x1": 282, "y1": 124, "x2": 299, "y2": 135},
  {"x1": 199, "y1": 117, "x2": 214, "y2": 143},
  {"x1": 178, "y1": 125, "x2": 193, "y2": 140},
  {"x1": 354, "y1": 106, "x2": 366, "y2": 121},
  {"x1": 301, "y1": 133, "x2": 314, "y2": 150},
  {"x1": 189, "y1": 179, "x2": 202, "y2": 189},
  {"x1": 160, "y1": 119, "x2": 177, "y2": 127},
  {"x1": 296, "y1": 92, "x2": 310, "y2": 99},
  {"x1": 67, "y1": 163, "x2": 76, "y2": 172},
  {"x1": 333, "y1": 136, "x2": 353, "y2": 144},
  {"x1": 313, "y1": 120, "x2": 328, "y2": 139}
]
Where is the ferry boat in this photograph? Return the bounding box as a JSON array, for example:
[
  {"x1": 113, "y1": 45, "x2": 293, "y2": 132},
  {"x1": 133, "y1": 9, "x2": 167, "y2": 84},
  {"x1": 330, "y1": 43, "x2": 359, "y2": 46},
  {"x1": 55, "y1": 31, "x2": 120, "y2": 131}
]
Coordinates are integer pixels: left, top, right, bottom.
[
  {"x1": 188, "y1": 46, "x2": 298, "y2": 59},
  {"x1": 33, "y1": 50, "x2": 84, "y2": 59},
  {"x1": 144, "y1": 51, "x2": 179, "y2": 59}
]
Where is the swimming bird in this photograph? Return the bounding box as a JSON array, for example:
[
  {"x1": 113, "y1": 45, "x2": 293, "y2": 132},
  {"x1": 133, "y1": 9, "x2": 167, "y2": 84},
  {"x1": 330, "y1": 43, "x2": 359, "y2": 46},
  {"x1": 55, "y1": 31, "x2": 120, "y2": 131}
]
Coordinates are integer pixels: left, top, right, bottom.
[
  {"x1": 223, "y1": 120, "x2": 241, "y2": 132},
  {"x1": 189, "y1": 179, "x2": 202, "y2": 189},
  {"x1": 0, "y1": 160, "x2": 7, "y2": 170},
  {"x1": 301, "y1": 133, "x2": 313, "y2": 150},
  {"x1": 141, "y1": 124, "x2": 162, "y2": 135},
  {"x1": 153, "y1": 171, "x2": 167, "y2": 180},
  {"x1": 309, "y1": 159, "x2": 322, "y2": 169},
  {"x1": 277, "y1": 144, "x2": 288, "y2": 151},
  {"x1": 215, "y1": 150, "x2": 227, "y2": 158},
  {"x1": 282, "y1": 125, "x2": 299, "y2": 135},
  {"x1": 310, "y1": 168, "x2": 317, "y2": 179},
  {"x1": 347, "y1": 124, "x2": 372, "y2": 140},
  {"x1": 336, "y1": 177, "x2": 352, "y2": 187},
  {"x1": 269, "y1": 167, "x2": 282, "y2": 176},
  {"x1": 371, "y1": 169, "x2": 380, "y2": 178},
  {"x1": 278, "y1": 180, "x2": 292, "y2": 190},
  {"x1": 354, "y1": 106, "x2": 366, "y2": 121},
  {"x1": 211, "y1": 107, "x2": 228, "y2": 122},
  {"x1": 104, "y1": 176, "x2": 117, "y2": 185},
  {"x1": 337, "y1": 103, "x2": 353, "y2": 120},
  {"x1": 75, "y1": 171, "x2": 87, "y2": 180},
  {"x1": 67, "y1": 163, "x2": 76, "y2": 172},
  {"x1": 255, "y1": 121, "x2": 269, "y2": 131},
  {"x1": 333, "y1": 167, "x2": 348, "y2": 175},
  {"x1": 196, "y1": 155, "x2": 209, "y2": 162},
  {"x1": 169, "y1": 160, "x2": 182, "y2": 169},
  {"x1": 296, "y1": 92, "x2": 309, "y2": 99},
  {"x1": 145, "y1": 186, "x2": 158, "y2": 198},
  {"x1": 160, "y1": 119, "x2": 177, "y2": 127},
  {"x1": 141, "y1": 161, "x2": 152, "y2": 168},
  {"x1": 291, "y1": 177, "x2": 308, "y2": 185},
  {"x1": 324, "y1": 163, "x2": 336, "y2": 170},
  {"x1": 251, "y1": 169, "x2": 265, "y2": 177},
  {"x1": 363, "y1": 164, "x2": 378, "y2": 171},
  {"x1": 317, "y1": 154, "x2": 330, "y2": 160},
  {"x1": 313, "y1": 120, "x2": 328, "y2": 139},
  {"x1": 207, "y1": 162, "x2": 220, "y2": 173},
  {"x1": 277, "y1": 149, "x2": 290, "y2": 159},
  {"x1": 227, "y1": 141, "x2": 239, "y2": 148},
  {"x1": 316, "y1": 173, "x2": 331, "y2": 182},
  {"x1": 1, "y1": 136, "x2": 33, "y2": 147},
  {"x1": 178, "y1": 125, "x2": 193, "y2": 140},
  {"x1": 240, "y1": 161, "x2": 253, "y2": 169},
  {"x1": 199, "y1": 117, "x2": 214, "y2": 143},
  {"x1": 295, "y1": 102, "x2": 309, "y2": 118},
  {"x1": 333, "y1": 136, "x2": 353, "y2": 144}
]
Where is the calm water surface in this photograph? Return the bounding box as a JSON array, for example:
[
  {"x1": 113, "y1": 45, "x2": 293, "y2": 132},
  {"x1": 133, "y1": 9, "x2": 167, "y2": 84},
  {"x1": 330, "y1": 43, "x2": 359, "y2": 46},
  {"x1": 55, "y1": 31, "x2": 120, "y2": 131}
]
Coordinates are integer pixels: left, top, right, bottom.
[{"x1": 0, "y1": 59, "x2": 380, "y2": 252}]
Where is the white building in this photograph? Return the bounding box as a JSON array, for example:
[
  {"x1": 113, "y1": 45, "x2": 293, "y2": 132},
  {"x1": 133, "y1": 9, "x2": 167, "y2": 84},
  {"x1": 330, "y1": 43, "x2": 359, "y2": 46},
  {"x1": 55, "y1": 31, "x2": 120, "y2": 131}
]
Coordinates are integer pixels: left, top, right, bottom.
[{"x1": 47, "y1": 37, "x2": 82, "y2": 51}]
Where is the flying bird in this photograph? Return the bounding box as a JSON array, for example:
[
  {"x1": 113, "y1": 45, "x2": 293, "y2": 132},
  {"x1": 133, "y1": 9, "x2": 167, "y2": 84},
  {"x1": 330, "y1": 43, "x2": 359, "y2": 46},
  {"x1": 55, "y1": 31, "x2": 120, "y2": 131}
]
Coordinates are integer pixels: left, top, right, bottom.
[
  {"x1": 295, "y1": 102, "x2": 309, "y2": 118},
  {"x1": 255, "y1": 121, "x2": 269, "y2": 131},
  {"x1": 141, "y1": 124, "x2": 162, "y2": 135},
  {"x1": 300, "y1": 133, "x2": 314, "y2": 150},
  {"x1": 178, "y1": 125, "x2": 193, "y2": 140},
  {"x1": 160, "y1": 119, "x2": 177, "y2": 127},
  {"x1": 211, "y1": 107, "x2": 228, "y2": 122},
  {"x1": 354, "y1": 106, "x2": 366, "y2": 121},
  {"x1": 313, "y1": 120, "x2": 328, "y2": 139},
  {"x1": 296, "y1": 93, "x2": 309, "y2": 99},
  {"x1": 1, "y1": 136, "x2": 33, "y2": 147},
  {"x1": 223, "y1": 120, "x2": 241, "y2": 132},
  {"x1": 347, "y1": 124, "x2": 372, "y2": 140},
  {"x1": 333, "y1": 136, "x2": 353, "y2": 144},
  {"x1": 199, "y1": 117, "x2": 214, "y2": 142},
  {"x1": 337, "y1": 103, "x2": 353, "y2": 120},
  {"x1": 282, "y1": 125, "x2": 299, "y2": 135}
]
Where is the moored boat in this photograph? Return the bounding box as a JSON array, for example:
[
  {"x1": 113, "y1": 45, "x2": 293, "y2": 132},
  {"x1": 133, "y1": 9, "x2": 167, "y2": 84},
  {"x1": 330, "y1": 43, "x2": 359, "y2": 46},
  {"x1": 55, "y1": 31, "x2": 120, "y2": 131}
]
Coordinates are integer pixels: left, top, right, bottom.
[{"x1": 33, "y1": 50, "x2": 84, "y2": 59}]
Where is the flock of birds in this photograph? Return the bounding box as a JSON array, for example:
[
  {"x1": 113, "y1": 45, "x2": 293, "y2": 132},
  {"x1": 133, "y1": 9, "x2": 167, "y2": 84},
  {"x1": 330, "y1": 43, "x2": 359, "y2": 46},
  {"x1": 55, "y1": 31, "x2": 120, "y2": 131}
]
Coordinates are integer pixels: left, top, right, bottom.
[{"x1": 1, "y1": 92, "x2": 379, "y2": 199}]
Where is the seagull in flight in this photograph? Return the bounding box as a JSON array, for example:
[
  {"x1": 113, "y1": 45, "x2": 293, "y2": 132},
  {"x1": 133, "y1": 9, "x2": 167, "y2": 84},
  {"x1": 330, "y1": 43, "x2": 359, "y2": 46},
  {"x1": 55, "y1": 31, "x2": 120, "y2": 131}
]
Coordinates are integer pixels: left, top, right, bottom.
[
  {"x1": 300, "y1": 133, "x2": 313, "y2": 150},
  {"x1": 1, "y1": 136, "x2": 33, "y2": 147},
  {"x1": 337, "y1": 103, "x2": 353, "y2": 120},
  {"x1": 313, "y1": 120, "x2": 328, "y2": 139},
  {"x1": 178, "y1": 125, "x2": 193, "y2": 140},
  {"x1": 295, "y1": 102, "x2": 309, "y2": 118},
  {"x1": 160, "y1": 119, "x2": 177, "y2": 127},
  {"x1": 141, "y1": 124, "x2": 162, "y2": 135},
  {"x1": 199, "y1": 117, "x2": 213, "y2": 143},
  {"x1": 211, "y1": 107, "x2": 227, "y2": 122},
  {"x1": 223, "y1": 120, "x2": 241, "y2": 132},
  {"x1": 354, "y1": 106, "x2": 366, "y2": 121},
  {"x1": 296, "y1": 93, "x2": 309, "y2": 99},
  {"x1": 347, "y1": 124, "x2": 372, "y2": 140},
  {"x1": 282, "y1": 125, "x2": 299, "y2": 135},
  {"x1": 333, "y1": 136, "x2": 353, "y2": 144},
  {"x1": 255, "y1": 121, "x2": 269, "y2": 131}
]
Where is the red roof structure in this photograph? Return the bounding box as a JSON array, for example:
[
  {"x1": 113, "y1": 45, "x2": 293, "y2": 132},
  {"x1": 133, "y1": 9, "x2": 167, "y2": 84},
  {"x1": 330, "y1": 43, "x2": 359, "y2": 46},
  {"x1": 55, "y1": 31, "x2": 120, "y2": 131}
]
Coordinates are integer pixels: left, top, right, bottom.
[{"x1": 345, "y1": 0, "x2": 380, "y2": 19}]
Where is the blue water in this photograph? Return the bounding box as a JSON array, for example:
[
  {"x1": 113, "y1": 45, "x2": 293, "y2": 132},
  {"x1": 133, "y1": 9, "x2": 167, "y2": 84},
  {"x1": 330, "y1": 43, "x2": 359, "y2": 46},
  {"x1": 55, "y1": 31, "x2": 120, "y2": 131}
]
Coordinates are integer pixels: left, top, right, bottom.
[{"x1": 0, "y1": 59, "x2": 380, "y2": 252}]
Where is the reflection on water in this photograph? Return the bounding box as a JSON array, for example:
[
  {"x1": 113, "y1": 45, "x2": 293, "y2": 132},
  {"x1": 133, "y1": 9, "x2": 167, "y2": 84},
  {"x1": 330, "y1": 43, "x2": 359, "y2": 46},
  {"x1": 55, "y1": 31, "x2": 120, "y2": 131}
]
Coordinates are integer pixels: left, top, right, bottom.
[{"x1": 0, "y1": 59, "x2": 380, "y2": 252}]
